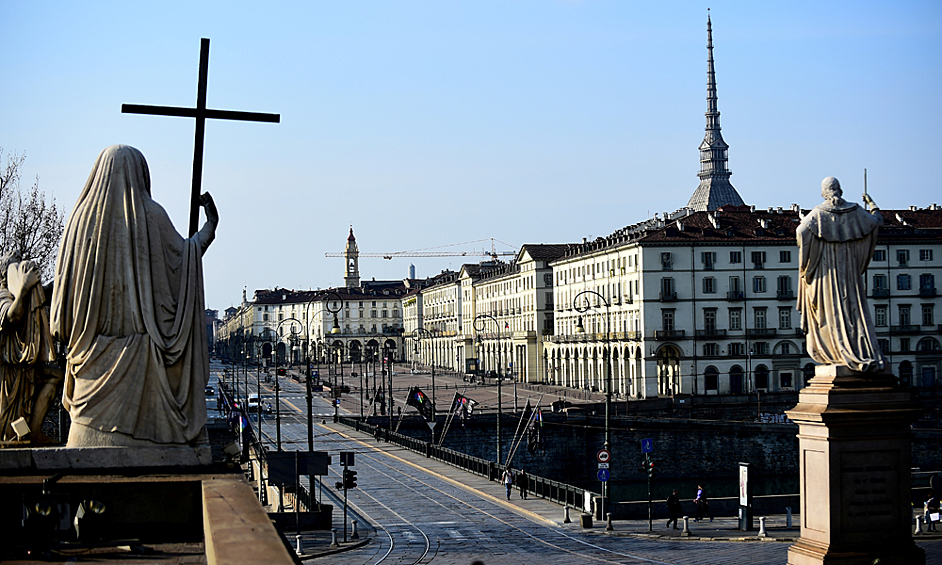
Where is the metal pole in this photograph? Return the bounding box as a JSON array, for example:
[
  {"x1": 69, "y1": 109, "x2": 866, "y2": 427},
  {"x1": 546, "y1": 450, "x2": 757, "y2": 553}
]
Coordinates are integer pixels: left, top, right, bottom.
[
  {"x1": 306, "y1": 348, "x2": 313, "y2": 452},
  {"x1": 276, "y1": 344, "x2": 282, "y2": 451},
  {"x1": 497, "y1": 332, "x2": 502, "y2": 467}
]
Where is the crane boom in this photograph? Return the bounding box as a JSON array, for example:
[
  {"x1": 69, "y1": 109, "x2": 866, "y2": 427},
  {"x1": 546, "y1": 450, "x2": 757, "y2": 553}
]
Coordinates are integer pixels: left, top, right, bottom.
[{"x1": 325, "y1": 250, "x2": 515, "y2": 260}]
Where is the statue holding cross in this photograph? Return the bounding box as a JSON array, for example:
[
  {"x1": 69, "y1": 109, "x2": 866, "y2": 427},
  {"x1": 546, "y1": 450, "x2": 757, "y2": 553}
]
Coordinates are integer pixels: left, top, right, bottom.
[{"x1": 49, "y1": 39, "x2": 278, "y2": 447}]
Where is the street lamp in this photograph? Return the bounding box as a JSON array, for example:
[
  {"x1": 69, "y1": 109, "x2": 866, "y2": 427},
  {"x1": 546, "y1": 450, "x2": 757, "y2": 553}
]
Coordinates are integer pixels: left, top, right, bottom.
[
  {"x1": 303, "y1": 291, "x2": 324, "y2": 452},
  {"x1": 412, "y1": 328, "x2": 435, "y2": 415},
  {"x1": 275, "y1": 317, "x2": 304, "y2": 451},
  {"x1": 474, "y1": 313, "x2": 503, "y2": 467},
  {"x1": 573, "y1": 289, "x2": 612, "y2": 521}
]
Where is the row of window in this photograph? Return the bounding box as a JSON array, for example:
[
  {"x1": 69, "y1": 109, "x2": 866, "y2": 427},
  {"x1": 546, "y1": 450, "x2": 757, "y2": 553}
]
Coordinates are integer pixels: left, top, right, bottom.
[
  {"x1": 872, "y1": 273, "x2": 936, "y2": 291},
  {"x1": 873, "y1": 248, "x2": 935, "y2": 265},
  {"x1": 661, "y1": 275, "x2": 793, "y2": 296},
  {"x1": 874, "y1": 304, "x2": 935, "y2": 327},
  {"x1": 700, "y1": 364, "x2": 803, "y2": 391},
  {"x1": 662, "y1": 250, "x2": 793, "y2": 270},
  {"x1": 663, "y1": 307, "x2": 792, "y2": 332}
]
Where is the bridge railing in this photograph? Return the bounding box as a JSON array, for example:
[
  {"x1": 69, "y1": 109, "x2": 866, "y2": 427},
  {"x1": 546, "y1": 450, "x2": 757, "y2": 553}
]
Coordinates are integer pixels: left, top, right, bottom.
[{"x1": 337, "y1": 416, "x2": 591, "y2": 510}]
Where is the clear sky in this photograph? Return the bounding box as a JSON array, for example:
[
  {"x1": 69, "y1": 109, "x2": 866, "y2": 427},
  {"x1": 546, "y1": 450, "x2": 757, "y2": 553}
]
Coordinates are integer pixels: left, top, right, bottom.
[{"x1": 3, "y1": 1, "x2": 940, "y2": 312}]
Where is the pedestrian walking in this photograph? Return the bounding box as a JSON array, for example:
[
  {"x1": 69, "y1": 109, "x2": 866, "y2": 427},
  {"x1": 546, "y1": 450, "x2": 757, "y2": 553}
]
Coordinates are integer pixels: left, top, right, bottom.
[
  {"x1": 694, "y1": 484, "x2": 714, "y2": 522},
  {"x1": 519, "y1": 469, "x2": 528, "y2": 500},
  {"x1": 666, "y1": 489, "x2": 682, "y2": 529},
  {"x1": 926, "y1": 495, "x2": 940, "y2": 532},
  {"x1": 501, "y1": 468, "x2": 514, "y2": 500}
]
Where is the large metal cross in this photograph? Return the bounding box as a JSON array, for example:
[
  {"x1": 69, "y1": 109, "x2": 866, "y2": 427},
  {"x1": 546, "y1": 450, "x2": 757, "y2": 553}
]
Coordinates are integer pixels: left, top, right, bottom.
[{"x1": 122, "y1": 38, "x2": 280, "y2": 236}]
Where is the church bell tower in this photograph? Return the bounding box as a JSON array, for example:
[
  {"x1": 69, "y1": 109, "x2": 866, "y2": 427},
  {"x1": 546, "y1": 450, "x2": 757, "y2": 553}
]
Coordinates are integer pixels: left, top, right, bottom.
[{"x1": 344, "y1": 226, "x2": 360, "y2": 288}]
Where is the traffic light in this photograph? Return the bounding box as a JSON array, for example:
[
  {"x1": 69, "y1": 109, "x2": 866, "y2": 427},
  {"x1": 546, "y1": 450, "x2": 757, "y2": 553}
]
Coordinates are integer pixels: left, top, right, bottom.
[
  {"x1": 646, "y1": 458, "x2": 655, "y2": 478},
  {"x1": 343, "y1": 468, "x2": 358, "y2": 489},
  {"x1": 334, "y1": 481, "x2": 344, "y2": 490}
]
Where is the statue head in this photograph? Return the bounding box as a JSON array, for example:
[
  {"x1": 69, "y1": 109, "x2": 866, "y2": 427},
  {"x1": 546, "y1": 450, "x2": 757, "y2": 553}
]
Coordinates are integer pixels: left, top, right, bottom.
[
  {"x1": 821, "y1": 177, "x2": 842, "y2": 199},
  {"x1": 0, "y1": 250, "x2": 21, "y2": 287}
]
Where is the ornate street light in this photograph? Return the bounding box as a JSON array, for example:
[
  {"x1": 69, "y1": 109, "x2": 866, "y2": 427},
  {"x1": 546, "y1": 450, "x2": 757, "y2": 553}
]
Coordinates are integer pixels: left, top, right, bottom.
[
  {"x1": 274, "y1": 316, "x2": 304, "y2": 451},
  {"x1": 474, "y1": 313, "x2": 503, "y2": 466},
  {"x1": 573, "y1": 289, "x2": 612, "y2": 519},
  {"x1": 412, "y1": 328, "x2": 436, "y2": 414}
]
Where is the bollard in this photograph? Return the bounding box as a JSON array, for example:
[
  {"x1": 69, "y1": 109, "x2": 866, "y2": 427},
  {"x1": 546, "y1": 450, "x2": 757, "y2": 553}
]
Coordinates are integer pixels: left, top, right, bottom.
[
  {"x1": 786, "y1": 506, "x2": 792, "y2": 530},
  {"x1": 330, "y1": 528, "x2": 339, "y2": 547},
  {"x1": 605, "y1": 512, "x2": 614, "y2": 532},
  {"x1": 352, "y1": 519, "x2": 360, "y2": 540},
  {"x1": 681, "y1": 516, "x2": 690, "y2": 537},
  {"x1": 758, "y1": 516, "x2": 768, "y2": 537},
  {"x1": 915, "y1": 515, "x2": 924, "y2": 535},
  {"x1": 295, "y1": 534, "x2": 302, "y2": 555},
  {"x1": 564, "y1": 506, "x2": 572, "y2": 523}
]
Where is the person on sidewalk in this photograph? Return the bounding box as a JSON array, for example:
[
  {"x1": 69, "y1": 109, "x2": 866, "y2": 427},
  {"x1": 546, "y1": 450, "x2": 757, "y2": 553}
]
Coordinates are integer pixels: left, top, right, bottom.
[
  {"x1": 666, "y1": 489, "x2": 682, "y2": 529},
  {"x1": 926, "y1": 495, "x2": 940, "y2": 532},
  {"x1": 694, "y1": 484, "x2": 713, "y2": 522},
  {"x1": 518, "y1": 469, "x2": 528, "y2": 500},
  {"x1": 501, "y1": 468, "x2": 514, "y2": 500}
]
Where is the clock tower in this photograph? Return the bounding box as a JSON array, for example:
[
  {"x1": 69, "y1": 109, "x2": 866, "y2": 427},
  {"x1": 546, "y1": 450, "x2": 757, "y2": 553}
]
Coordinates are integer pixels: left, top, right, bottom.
[{"x1": 344, "y1": 226, "x2": 360, "y2": 288}]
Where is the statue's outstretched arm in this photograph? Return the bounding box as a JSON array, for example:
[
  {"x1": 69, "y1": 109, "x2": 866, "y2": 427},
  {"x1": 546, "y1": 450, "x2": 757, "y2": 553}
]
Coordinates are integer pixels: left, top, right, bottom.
[{"x1": 196, "y1": 192, "x2": 219, "y2": 255}]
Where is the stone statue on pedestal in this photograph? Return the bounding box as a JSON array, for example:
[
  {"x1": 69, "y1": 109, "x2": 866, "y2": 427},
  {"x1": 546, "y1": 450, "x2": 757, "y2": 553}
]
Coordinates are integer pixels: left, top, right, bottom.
[
  {"x1": 787, "y1": 177, "x2": 923, "y2": 565},
  {"x1": 0, "y1": 253, "x2": 57, "y2": 441},
  {"x1": 51, "y1": 145, "x2": 218, "y2": 447},
  {"x1": 796, "y1": 176, "x2": 884, "y2": 372}
]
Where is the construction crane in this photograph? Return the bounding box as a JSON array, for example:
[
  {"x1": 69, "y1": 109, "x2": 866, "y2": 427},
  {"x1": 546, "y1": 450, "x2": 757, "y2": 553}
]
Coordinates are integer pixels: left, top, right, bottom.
[{"x1": 325, "y1": 238, "x2": 517, "y2": 261}]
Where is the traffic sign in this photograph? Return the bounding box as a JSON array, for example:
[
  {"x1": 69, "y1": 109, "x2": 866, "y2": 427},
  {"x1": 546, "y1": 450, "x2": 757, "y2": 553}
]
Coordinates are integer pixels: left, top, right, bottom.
[
  {"x1": 598, "y1": 462, "x2": 609, "y2": 469},
  {"x1": 597, "y1": 449, "x2": 611, "y2": 463},
  {"x1": 641, "y1": 438, "x2": 653, "y2": 453},
  {"x1": 597, "y1": 469, "x2": 610, "y2": 482}
]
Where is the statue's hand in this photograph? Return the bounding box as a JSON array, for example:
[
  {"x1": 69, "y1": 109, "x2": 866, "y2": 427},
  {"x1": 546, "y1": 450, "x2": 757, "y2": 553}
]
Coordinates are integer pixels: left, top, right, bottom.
[
  {"x1": 200, "y1": 192, "x2": 219, "y2": 228},
  {"x1": 862, "y1": 193, "x2": 877, "y2": 209},
  {"x1": 20, "y1": 262, "x2": 40, "y2": 293}
]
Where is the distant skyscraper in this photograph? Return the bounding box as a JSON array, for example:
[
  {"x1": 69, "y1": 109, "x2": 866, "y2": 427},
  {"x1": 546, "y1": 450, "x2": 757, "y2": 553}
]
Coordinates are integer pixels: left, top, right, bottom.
[
  {"x1": 410, "y1": 264, "x2": 416, "y2": 279},
  {"x1": 686, "y1": 12, "x2": 745, "y2": 212}
]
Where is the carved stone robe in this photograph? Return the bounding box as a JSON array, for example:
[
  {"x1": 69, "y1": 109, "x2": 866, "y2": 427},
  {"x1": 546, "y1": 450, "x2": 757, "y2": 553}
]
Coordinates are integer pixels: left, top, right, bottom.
[
  {"x1": 0, "y1": 267, "x2": 55, "y2": 441},
  {"x1": 797, "y1": 199, "x2": 884, "y2": 372},
  {"x1": 51, "y1": 145, "x2": 214, "y2": 445}
]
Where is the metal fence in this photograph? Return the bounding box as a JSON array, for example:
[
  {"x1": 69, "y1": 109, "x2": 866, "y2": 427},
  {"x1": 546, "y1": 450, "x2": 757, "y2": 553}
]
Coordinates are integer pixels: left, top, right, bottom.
[{"x1": 338, "y1": 416, "x2": 590, "y2": 510}]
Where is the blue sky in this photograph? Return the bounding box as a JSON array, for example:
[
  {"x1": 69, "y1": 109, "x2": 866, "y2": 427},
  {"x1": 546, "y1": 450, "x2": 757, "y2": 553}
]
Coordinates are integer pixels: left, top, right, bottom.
[{"x1": 3, "y1": 1, "x2": 940, "y2": 311}]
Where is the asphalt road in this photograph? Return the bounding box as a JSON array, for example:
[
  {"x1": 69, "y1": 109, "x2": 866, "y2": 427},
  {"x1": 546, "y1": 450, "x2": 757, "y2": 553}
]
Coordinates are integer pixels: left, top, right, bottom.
[{"x1": 210, "y1": 362, "x2": 942, "y2": 565}]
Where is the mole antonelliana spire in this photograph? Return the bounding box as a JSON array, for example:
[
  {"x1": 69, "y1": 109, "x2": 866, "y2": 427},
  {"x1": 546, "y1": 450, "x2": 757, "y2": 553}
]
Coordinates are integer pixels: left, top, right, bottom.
[{"x1": 686, "y1": 10, "x2": 745, "y2": 212}]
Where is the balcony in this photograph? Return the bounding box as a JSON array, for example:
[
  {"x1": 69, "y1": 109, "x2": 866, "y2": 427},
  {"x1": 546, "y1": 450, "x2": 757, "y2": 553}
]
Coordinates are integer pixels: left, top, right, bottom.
[
  {"x1": 920, "y1": 287, "x2": 937, "y2": 298},
  {"x1": 726, "y1": 291, "x2": 744, "y2": 301},
  {"x1": 659, "y1": 291, "x2": 677, "y2": 302},
  {"x1": 891, "y1": 325, "x2": 920, "y2": 334},
  {"x1": 654, "y1": 329, "x2": 686, "y2": 340},
  {"x1": 872, "y1": 288, "x2": 890, "y2": 298},
  {"x1": 776, "y1": 290, "x2": 795, "y2": 300},
  {"x1": 696, "y1": 328, "x2": 727, "y2": 338},
  {"x1": 746, "y1": 328, "x2": 777, "y2": 337}
]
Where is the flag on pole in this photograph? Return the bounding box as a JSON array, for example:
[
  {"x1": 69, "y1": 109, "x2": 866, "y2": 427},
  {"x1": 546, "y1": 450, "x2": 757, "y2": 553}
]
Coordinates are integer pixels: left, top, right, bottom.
[
  {"x1": 406, "y1": 386, "x2": 435, "y2": 421},
  {"x1": 451, "y1": 392, "x2": 479, "y2": 425},
  {"x1": 527, "y1": 408, "x2": 544, "y2": 454}
]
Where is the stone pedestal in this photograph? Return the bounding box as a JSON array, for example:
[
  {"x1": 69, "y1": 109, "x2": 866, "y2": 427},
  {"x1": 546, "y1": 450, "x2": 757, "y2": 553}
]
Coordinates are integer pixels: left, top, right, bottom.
[{"x1": 785, "y1": 366, "x2": 924, "y2": 565}]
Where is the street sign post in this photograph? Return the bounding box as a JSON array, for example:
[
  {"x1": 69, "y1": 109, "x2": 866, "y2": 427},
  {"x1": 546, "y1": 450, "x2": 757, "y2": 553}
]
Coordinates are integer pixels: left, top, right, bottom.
[
  {"x1": 597, "y1": 449, "x2": 611, "y2": 463},
  {"x1": 641, "y1": 438, "x2": 653, "y2": 453},
  {"x1": 597, "y1": 469, "x2": 610, "y2": 482},
  {"x1": 598, "y1": 462, "x2": 610, "y2": 469}
]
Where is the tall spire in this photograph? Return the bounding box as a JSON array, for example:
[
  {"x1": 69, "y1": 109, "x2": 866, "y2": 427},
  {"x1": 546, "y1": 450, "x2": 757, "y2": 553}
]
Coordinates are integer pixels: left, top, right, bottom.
[{"x1": 686, "y1": 10, "x2": 745, "y2": 212}]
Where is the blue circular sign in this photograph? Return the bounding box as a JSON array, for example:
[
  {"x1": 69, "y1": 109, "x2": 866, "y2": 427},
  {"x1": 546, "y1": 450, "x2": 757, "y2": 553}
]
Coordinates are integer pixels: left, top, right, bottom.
[{"x1": 597, "y1": 469, "x2": 610, "y2": 482}]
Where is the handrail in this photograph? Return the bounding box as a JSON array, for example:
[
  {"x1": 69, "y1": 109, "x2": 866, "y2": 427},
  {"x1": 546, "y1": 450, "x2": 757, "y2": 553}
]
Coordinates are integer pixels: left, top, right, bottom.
[{"x1": 337, "y1": 416, "x2": 592, "y2": 509}]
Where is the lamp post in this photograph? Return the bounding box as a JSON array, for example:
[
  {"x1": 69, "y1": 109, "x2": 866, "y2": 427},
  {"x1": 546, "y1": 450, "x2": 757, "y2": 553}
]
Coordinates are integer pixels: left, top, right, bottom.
[
  {"x1": 474, "y1": 313, "x2": 503, "y2": 467},
  {"x1": 275, "y1": 317, "x2": 304, "y2": 452},
  {"x1": 412, "y1": 328, "x2": 435, "y2": 414},
  {"x1": 573, "y1": 289, "x2": 612, "y2": 521},
  {"x1": 324, "y1": 292, "x2": 343, "y2": 387},
  {"x1": 303, "y1": 292, "x2": 323, "y2": 452},
  {"x1": 412, "y1": 327, "x2": 436, "y2": 442}
]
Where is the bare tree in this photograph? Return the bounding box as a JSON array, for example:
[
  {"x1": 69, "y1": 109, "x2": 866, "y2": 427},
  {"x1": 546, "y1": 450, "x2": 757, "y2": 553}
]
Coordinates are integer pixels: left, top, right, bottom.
[{"x1": 0, "y1": 149, "x2": 64, "y2": 282}]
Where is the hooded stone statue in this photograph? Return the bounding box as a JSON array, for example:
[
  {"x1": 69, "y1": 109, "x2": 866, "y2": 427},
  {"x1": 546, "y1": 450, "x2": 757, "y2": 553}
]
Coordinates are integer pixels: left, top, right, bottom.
[
  {"x1": 51, "y1": 145, "x2": 218, "y2": 446},
  {"x1": 796, "y1": 177, "x2": 884, "y2": 372}
]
